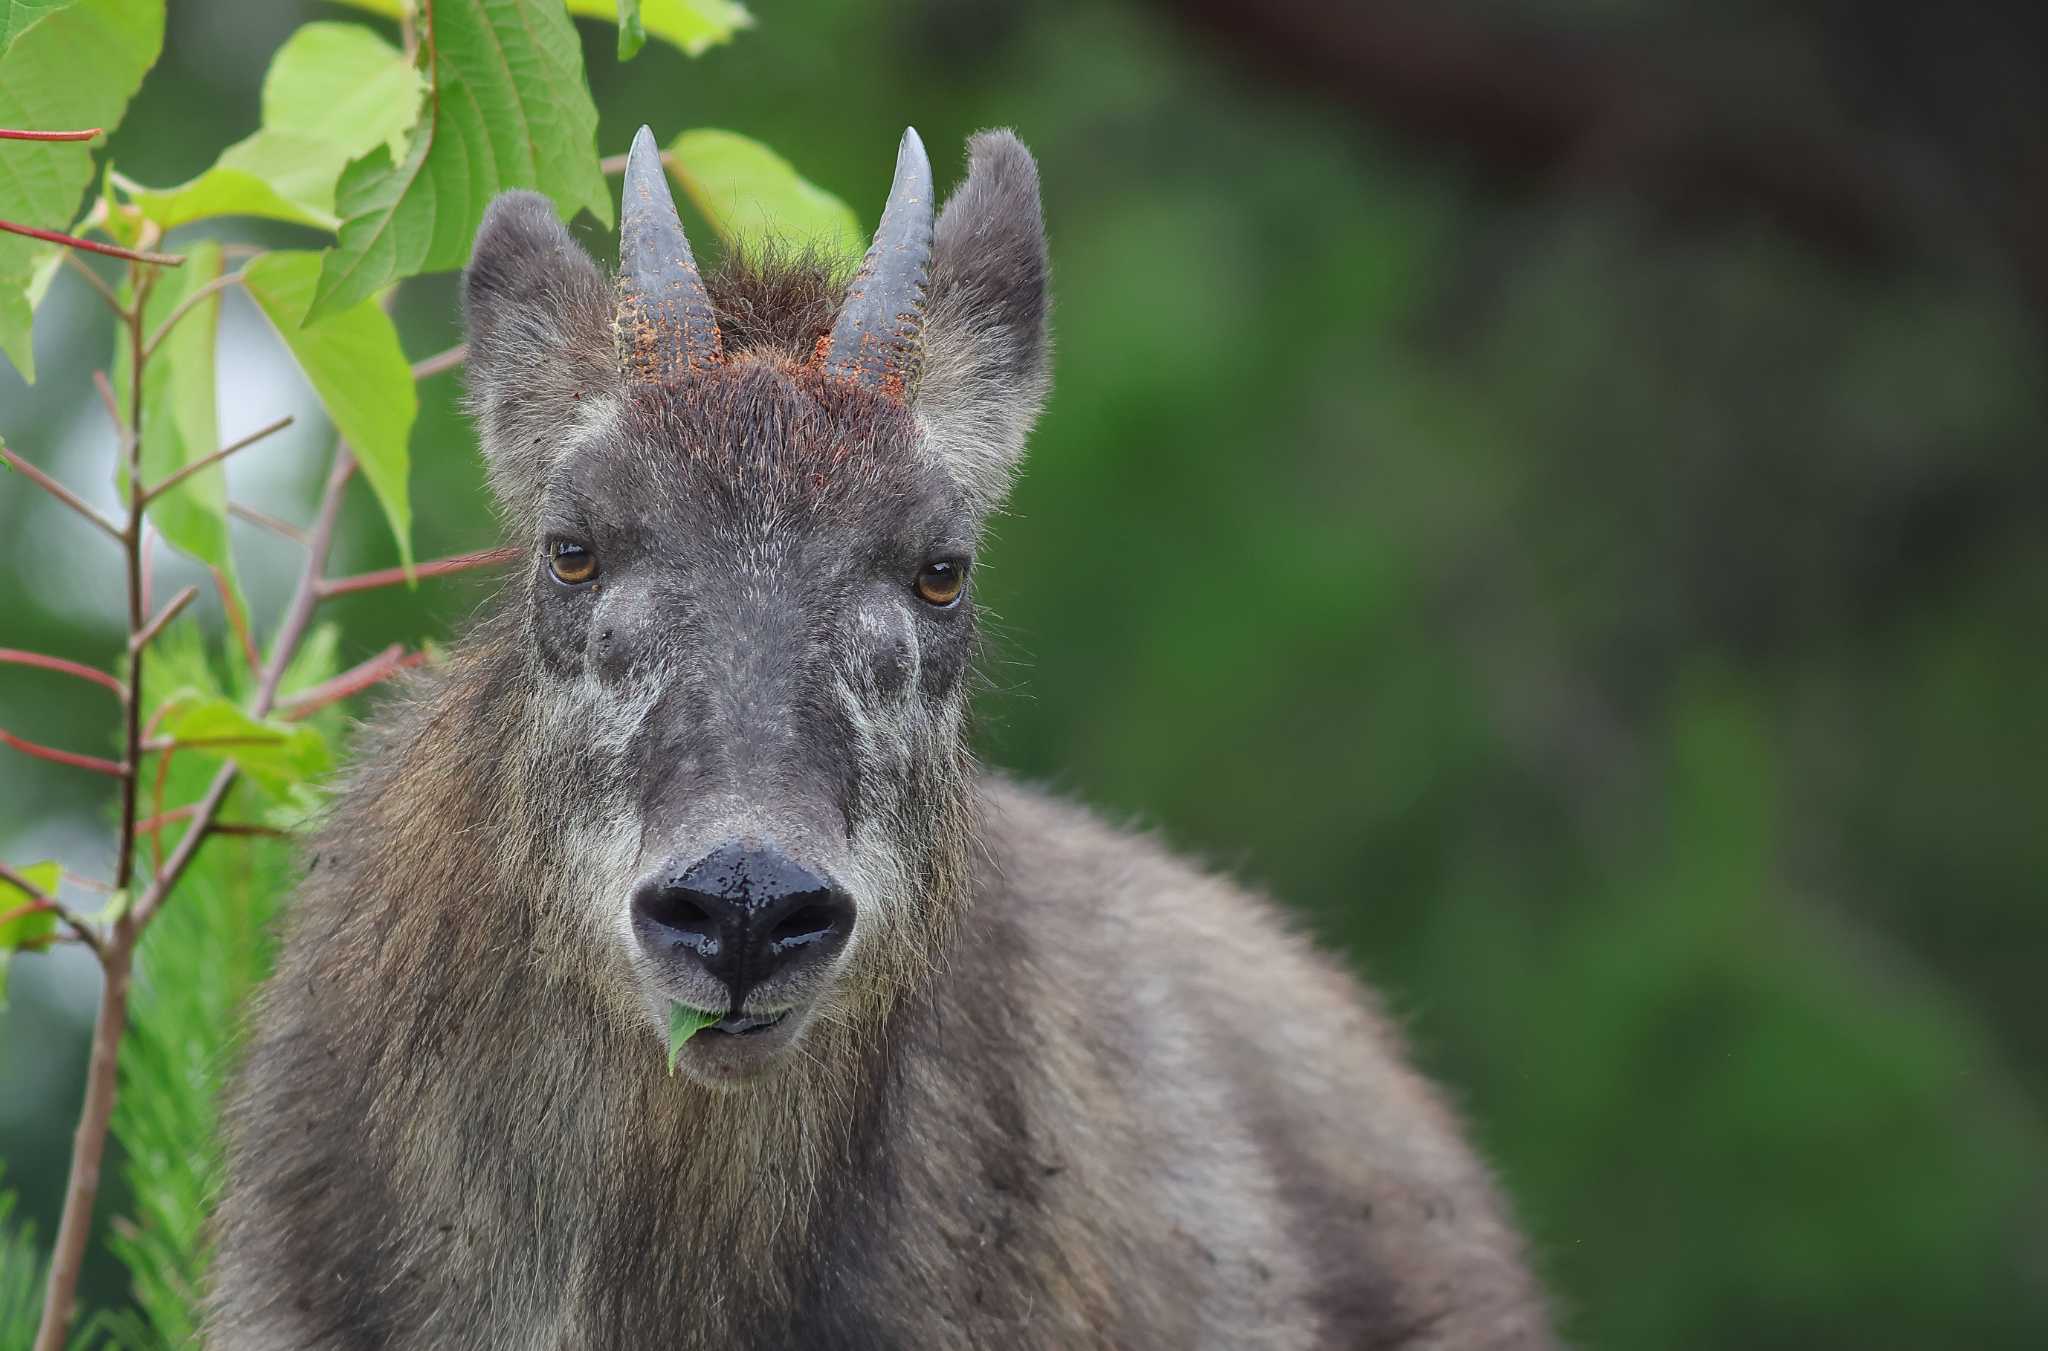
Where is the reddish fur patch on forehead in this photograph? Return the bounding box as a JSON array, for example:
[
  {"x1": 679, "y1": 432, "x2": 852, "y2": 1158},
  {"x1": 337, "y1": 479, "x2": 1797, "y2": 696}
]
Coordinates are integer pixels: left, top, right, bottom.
[{"x1": 618, "y1": 359, "x2": 928, "y2": 514}]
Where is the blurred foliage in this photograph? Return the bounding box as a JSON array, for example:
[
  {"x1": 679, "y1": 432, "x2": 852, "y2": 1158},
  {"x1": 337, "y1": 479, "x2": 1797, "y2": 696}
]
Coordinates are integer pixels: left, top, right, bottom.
[{"x1": 3, "y1": 1, "x2": 2046, "y2": 1347}]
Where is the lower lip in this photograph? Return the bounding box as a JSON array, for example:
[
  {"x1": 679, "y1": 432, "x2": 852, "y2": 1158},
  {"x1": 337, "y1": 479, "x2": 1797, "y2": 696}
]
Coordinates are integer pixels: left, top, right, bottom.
[{"x1": 705, "y1": 1009, "x2": 790, "y2": 1037}]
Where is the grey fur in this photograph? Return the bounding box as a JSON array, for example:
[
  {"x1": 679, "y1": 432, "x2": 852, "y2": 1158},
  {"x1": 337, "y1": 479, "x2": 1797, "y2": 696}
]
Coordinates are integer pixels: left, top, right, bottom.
[{"x1": 209, "y1": 130, "x2": 1553, "y2": 1349}]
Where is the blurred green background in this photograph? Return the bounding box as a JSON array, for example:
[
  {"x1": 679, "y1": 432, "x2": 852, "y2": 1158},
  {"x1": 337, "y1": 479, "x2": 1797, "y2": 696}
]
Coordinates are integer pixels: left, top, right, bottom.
[{"x1": 5, "y1": 1, "x2": 2047, "y2": 1345}]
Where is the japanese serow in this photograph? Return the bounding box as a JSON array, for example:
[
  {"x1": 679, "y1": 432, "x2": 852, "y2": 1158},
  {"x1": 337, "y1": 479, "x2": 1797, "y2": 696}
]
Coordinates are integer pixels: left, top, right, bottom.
[{"x1": 210, "y1": 126, "x2": 1555, "y2": 1349}]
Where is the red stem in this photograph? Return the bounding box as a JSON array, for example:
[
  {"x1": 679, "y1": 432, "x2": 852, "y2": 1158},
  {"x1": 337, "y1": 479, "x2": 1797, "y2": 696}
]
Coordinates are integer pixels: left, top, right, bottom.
[
  {"x1": 211, "y1": 567, "x2": 262, "y2": 676},
  {"x1": 0, "y1": 648, "x2": 126, "y2": 698},
  {"x1": 129, "y1": 585, "x2": 197, "y2": 654},
  {"x1": 0, "y1": 899, "x2": 57, "y2": 930},
  {"x1": 0, "y1": 127, "x2": 101, "y2": 142},
  {"x1": 0, "y1": 728, "x2": 125, "y2": 778},
  {"x1": 317, "y1": 546, "x2": 520, "y2": 599},
  {"x1": 0, "y1": 218, "x2": 183, "y2": 266},
  {"x1": 277, "y1": 644, "x2": 423, "y2": 719},
  {"x1": 0, "y1": 444, "x2": 125, "y2": 543}
]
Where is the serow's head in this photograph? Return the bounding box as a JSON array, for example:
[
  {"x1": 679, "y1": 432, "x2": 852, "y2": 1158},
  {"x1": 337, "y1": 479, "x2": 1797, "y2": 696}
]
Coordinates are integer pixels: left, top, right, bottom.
[{"x1": 462, "y1": 128, "x2": 1047, "y2": 1085}]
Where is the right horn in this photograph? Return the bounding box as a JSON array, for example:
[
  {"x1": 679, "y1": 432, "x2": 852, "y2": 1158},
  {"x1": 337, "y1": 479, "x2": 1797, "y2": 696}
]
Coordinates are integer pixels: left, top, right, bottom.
[{"x1": 819, "y1": 127, "x2": 934, "y2": 399}]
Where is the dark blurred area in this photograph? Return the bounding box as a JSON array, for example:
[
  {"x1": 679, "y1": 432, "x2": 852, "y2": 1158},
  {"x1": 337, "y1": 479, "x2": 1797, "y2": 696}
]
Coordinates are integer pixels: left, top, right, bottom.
[{"x1": 3, "y1": 1, "x2": 2046, "y2": 1345}]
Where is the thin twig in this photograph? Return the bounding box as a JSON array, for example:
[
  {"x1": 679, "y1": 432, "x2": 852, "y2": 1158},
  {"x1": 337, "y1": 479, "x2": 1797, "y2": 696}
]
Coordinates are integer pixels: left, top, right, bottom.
[
  {"x1": 90, "y1": 370, "x2": 123, "y2": 435},
  {"x1": 0, "y1": 864, "x2": 103, "y2": 958},
  {"x1": 318, "y1": 546, "x2": 520, "y2": 599},
  {"x1": 141, "y1": 415, "x2": 292, "y2": 504},
  {"x1": 0, "y1": 728, "x2": 125, "y2": 778},
  {"x1": 141, "y1": 270, "x2": 246, "y2": 357},
  {"x1": 276, "y1": 644, "x2": 421, "y2": 719},
  {"x1": 138, "y1": 528, "x2": 153, "y2": 621},
  {"x1": 256, "y1": 449, "x2": 356, "y2": 709},
  {"x1": 0, "y1": 648, "x2": 126, "y2": 699},
  {"x1": 140, "y1": 734, "x2": 286, "y2": 755},
  {"x1": 128, "y1": 585, "x2": 197, "y2": 653},
  {"x1": 411, "y1": 343, "x2": 467, "y2": 380},
  {"x1": 0, "y1": 444, "x2": 124, "y2": 543},
  {"x1": 0, "y1": 218, "x2": 183, "y2": 266},
  {"x1": 228, "y1": 500, "x2": 307, "y2": 543},
  {"x1": 0, "y1": 862, "x2": 55, "y2": 906},
  {"x1": 61, "y1": 252, "x2": 125, "y2": 316},
  {"x1": 132, "y1": 804, "x2": 195, "y2": 836},
  {"x1": 0, "y1": 127, "x2": 101, "y2": 142},
  {"x1": 210, "y1": 567, "x2": 262, "y2": 676}
]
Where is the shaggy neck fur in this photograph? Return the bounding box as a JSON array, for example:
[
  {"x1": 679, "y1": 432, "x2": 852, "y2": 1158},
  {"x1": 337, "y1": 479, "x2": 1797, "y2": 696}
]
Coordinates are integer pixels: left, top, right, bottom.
[{"x1": 306, "y1": 604, "x2": 981, "y2": 1342}]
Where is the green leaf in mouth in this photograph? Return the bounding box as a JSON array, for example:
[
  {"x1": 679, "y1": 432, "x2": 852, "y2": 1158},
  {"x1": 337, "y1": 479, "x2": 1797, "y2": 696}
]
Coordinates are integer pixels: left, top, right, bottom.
[{"x1": 666, "y1": 1003, "x2": 722, "y2": 1073}]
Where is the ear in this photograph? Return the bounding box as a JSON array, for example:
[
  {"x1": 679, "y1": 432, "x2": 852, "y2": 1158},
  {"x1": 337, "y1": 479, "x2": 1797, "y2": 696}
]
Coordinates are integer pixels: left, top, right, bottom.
[
  {"x1": 915, "y1": 130, "x2": 1051, "y2": 515},
  {"x1": 463, "y1": 192, "x2": 616, "y2": 518}
]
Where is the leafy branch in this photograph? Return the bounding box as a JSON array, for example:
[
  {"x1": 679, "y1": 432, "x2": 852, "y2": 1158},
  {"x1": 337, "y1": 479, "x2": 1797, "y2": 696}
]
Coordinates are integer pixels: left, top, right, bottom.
[{"x1": 0, "y1": 0, "x2": 856, "y2": 1343}]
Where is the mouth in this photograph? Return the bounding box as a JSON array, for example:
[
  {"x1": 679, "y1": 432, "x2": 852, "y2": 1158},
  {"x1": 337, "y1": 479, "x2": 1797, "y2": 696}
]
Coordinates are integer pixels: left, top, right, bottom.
[
  {"x1": 703, "y1": 1008, "x2": 790, "y2": 1037},
  {"x1": 662, "y1": 1000, "x2": 809, "y2": 1085}
]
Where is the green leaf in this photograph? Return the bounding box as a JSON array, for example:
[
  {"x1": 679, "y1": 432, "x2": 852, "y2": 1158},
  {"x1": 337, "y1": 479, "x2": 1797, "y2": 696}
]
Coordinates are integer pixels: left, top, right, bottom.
[
  {"x1": 0, "y1": 0, "x2": 69, "y2": 55},
  {"x1": 95, "y1": 887, "x2": 132, "y2": 925},
  {"x1": 313, "y1": 0, "x2": 612, "y2": 319},
  {"x1": 127, "y1": 22, "x2": 422, "y2": 232},
  {"x1": 613, "y1": 0, "x2": 644, "y2": 59},
  {"x1": 241, "y1": 250, "x2": 416, "y2": 568},
  {"x1": 162, "y1": 694, "x2": 330, "y2": 793},
  {"x1": 0, "y1": 0, "x2": 164, "y2": 381},
  {"x1": 0, "y1": 860, "x2": 61, "y2": 948},
  {"x1": 111, "y1": 241, "x2": 239, "y2": 599},
  {"x1": 0, "y1": 859, "x2": 61, "y2": 1005},
  {"x1": 667, "y1": 129, "x2": 863, "y2": 260},
  {"x1": 666, "y1": 1002, "x2": 720, "y2": 1072},
  {"x1": 336, "y1": 0, "x2": 751, "y2": 58}
]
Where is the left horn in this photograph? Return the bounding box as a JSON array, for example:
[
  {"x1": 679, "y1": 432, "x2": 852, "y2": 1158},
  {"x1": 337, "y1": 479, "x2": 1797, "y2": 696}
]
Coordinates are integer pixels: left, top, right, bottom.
[
  {"x1": 821, "y1": 127, "x2": 934, "y2": 398},
  {"x1": 616, "y1": 124, "x2": 722, "y2": 381}
]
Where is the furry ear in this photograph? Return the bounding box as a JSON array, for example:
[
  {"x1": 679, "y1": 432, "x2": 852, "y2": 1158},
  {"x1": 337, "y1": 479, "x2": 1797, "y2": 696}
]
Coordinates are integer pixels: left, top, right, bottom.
[
  {"x1": 915, "y1": 131, "x2": 1051, "y2": 515},
  {"x1": 463, "y1": 192, "x2": 616, "y2": 517}
]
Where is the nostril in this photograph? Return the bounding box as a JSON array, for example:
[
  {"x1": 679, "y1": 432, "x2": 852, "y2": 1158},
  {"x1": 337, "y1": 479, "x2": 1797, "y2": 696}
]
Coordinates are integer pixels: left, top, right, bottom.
[
  {"x1": 769, "y1": 896, "x2": 846, "y2": 948},
  {"x1": 633, "y1": 883, "x2": 720, "y2": 954}
]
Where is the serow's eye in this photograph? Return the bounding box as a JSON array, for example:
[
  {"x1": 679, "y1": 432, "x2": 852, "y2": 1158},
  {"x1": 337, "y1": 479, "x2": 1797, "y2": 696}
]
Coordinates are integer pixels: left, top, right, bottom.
[
  {"x1": 547, "y1": 540, "x2": 600, "y2": 587},
  {"x1": 914, "y1": 560, "x2": 966, "y2": 608}
]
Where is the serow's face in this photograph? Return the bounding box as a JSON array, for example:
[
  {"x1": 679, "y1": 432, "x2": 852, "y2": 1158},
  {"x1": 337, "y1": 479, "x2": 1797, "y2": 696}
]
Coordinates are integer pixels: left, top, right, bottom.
[{"x1": 462, "y1": 127, "x2": 1047, "y2": 1084}]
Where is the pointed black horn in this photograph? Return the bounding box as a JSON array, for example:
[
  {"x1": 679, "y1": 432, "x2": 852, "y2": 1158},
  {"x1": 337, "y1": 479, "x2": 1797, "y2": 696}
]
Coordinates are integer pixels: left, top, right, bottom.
[
  {"x1": 616, "y1": 124, "x2": 721, "y2": 381},
  {"x1": 822, "y1": 127, "x2": 934, "y2": 398}
]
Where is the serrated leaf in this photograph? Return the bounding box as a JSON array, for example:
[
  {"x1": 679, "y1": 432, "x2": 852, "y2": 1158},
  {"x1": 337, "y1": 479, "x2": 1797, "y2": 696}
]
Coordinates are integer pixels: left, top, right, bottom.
[
  {"x1": 240, "y1": 250, "x2": 416, "y2": 568},
  {"x1": 111, "y1": 240, "x2": 240, "y2": 601},
  {"x1": 0, "y1": 0, "x2": 163, "y2": 381},
  {"x1": 312, "y1": 0, "x2": 612, "y2": 319},
  {"x1": 666, "y1": 129, "x2": 863, "y2": 261},
  {"x1": 127, "y1": 22, "x2": 421, "y2": 232},
  {"x1": 163, "y1": 694, "x2": 330, "y2": 793},
  {"x1": 613, "y1": 0, "x2": 644, "y2": 59},
  {"x1": 338, "y1": 0, "x2": 751, "y2": 58},
  {"x1": 666, "y1": 1001, "x2": 720, "y2": 1072}
]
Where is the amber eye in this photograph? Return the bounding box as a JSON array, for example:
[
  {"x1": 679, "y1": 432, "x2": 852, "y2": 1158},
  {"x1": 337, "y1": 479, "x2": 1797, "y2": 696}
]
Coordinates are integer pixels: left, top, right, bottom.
[
  {"x1": 914, "y1": 560, "x2": 966, "y2": 607},
  {"x1": 547, "y1": 540, "x2": 600, "y2": 587}
]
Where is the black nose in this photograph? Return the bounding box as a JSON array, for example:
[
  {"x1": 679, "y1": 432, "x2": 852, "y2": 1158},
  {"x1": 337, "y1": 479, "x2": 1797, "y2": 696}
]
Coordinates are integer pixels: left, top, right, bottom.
[{"x1": 632, "y1": 842, "x2": 853, "y2": 998}]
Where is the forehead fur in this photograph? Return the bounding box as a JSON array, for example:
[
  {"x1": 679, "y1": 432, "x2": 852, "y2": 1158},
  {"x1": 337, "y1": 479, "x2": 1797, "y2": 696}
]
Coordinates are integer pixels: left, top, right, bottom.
[{"x1": 560, "y1": 359, "x2": 954, "y2": 534}]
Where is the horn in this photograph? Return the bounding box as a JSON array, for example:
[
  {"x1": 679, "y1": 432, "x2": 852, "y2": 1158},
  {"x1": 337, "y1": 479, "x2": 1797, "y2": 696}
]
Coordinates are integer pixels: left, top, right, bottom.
[
  {"x1": 822, "y1": 127, "x2": 934, "y2": 397},
  {"x1": 616, "y1": 124, "x2": 721, "y2": 381}
]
